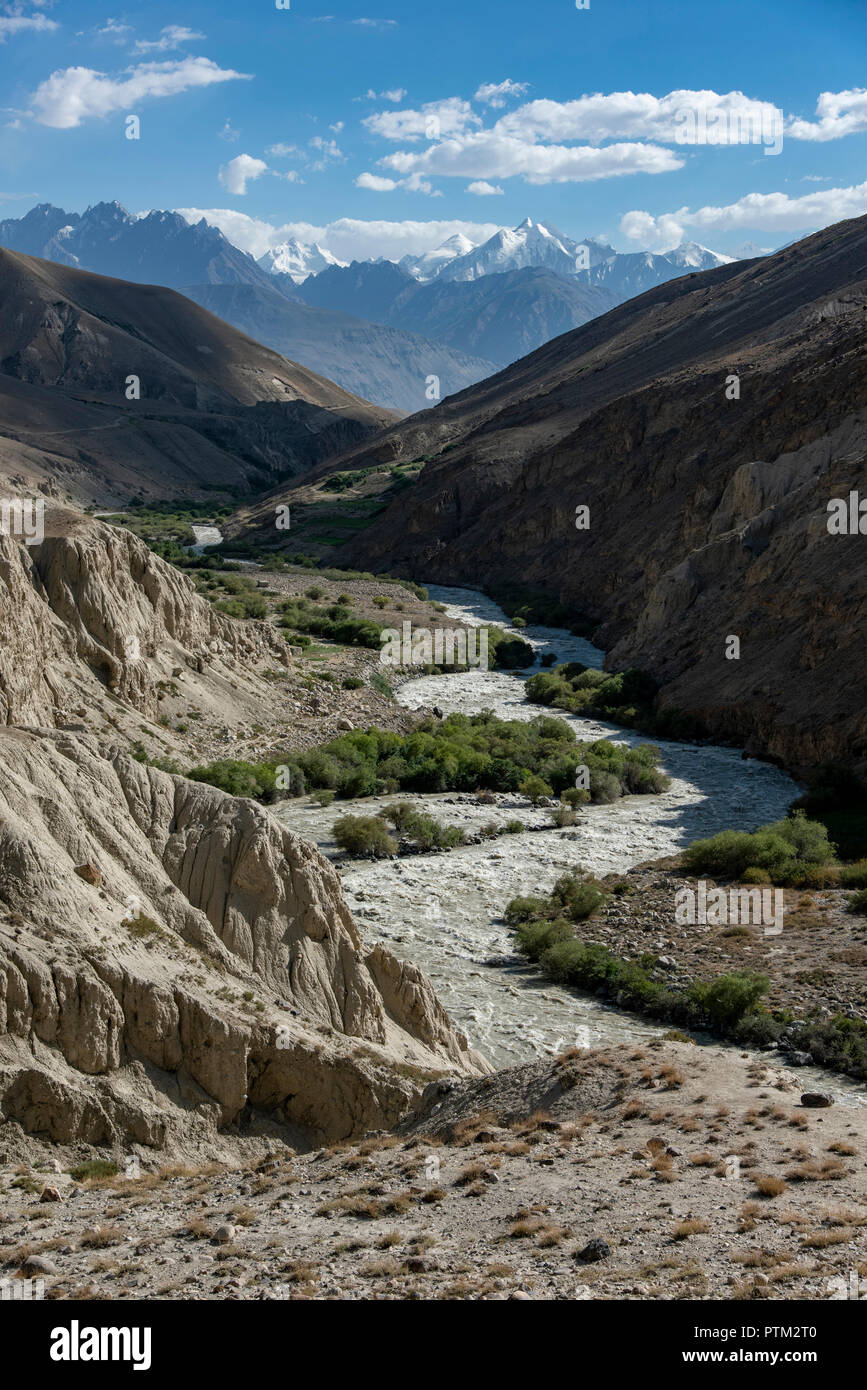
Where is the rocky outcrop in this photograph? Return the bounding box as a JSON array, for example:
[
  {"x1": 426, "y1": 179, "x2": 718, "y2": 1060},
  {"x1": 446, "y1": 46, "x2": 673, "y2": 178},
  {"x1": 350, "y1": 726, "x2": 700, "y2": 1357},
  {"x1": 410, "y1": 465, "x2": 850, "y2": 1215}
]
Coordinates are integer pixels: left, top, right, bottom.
[
  {"x1": 0, "y1": 728, "x2": 487, "y2": 1154},
  {"x1": 0, "y1": 507, "x2": 287, "y2": 728}
]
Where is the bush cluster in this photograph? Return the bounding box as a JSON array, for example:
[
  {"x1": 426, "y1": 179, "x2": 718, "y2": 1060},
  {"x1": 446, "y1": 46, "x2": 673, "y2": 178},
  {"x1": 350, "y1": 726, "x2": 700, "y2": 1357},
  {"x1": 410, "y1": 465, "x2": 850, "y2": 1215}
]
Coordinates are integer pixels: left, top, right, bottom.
[
  {"x1": 506, "y1": 881, "x2": 770, "y2": 1036},
  {"x1": 683, "y1": 811, "x2": 837, "y2": 886},
  {"x1": 185, "y1": 714, "x2": 670, "y2": 806},
  {"x1": 525, "y1": 662, "x2": 704, "y2": 739}
]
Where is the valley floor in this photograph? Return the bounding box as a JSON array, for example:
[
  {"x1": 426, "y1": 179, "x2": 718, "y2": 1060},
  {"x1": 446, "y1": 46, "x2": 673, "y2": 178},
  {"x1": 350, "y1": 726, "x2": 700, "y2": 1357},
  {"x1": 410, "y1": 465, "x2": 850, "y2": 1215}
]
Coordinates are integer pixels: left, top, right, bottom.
[{"x1": 2, "y1": 1043, "x2": 864, "y2": 1301}]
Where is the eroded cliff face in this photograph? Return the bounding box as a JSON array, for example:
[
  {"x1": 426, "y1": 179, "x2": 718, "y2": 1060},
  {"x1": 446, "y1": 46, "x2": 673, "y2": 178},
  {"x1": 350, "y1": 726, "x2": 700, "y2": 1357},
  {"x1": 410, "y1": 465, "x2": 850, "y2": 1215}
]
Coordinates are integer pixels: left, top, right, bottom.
[
  {"x1": 0, "y1": 730, "x2": 485, "y2": 1154},
  {"x1": 0, "y1": 510, "x2": 487, "y2": 1157},
  {"x1": 0, "y1": 507, "x2": 295, "y2": 739}
]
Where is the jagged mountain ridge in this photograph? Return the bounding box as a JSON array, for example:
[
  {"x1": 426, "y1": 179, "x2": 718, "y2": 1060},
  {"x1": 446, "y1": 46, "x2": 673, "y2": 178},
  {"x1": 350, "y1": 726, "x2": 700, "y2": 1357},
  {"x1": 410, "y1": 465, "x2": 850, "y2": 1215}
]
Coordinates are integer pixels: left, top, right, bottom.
[{"x1": 0, "y1": 201, "x2": 275, "y2": 290}]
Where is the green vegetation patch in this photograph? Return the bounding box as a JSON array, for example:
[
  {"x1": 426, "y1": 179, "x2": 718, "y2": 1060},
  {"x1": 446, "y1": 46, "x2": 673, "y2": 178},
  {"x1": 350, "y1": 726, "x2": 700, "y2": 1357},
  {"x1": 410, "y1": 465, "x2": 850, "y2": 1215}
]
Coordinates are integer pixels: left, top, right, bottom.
[
  {"x1": 683, "y1": 812, "x2": 838, "y2": 887},
  {"x1": 185, "y1": 712, "x2": 669, "y2": 806},
  {"x1": 525, "y1": 662, "x2": 705, "y2": 740}
]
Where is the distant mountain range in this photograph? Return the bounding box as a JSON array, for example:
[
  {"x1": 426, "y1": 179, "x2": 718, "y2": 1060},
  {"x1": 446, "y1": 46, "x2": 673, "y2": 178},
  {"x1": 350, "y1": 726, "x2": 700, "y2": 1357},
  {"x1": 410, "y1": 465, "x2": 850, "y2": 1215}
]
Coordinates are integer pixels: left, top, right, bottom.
[
  {"x1": 0, "y1": 203, "x2": 743, "y2": 412},
  {"x1": 0, "y1": 202, "x2": 498, "y2": 412},
  {"x1": 296, "y1": 259, "x2": 618, "y2": 366},
  {"x1": 0, "y1": 201, "x2": 273, "y2": 289},
  {"x1": 290, "y1": 218, "x2": 737, "y2": 364}
]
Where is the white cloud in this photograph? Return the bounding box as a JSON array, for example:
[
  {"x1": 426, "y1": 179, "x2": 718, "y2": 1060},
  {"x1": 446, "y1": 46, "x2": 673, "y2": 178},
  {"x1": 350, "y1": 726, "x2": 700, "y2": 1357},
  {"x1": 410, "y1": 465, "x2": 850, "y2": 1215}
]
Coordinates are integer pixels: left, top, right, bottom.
[
  {"x1": 383, "y1": 132, "x2": 682, "y2": 184},
  {"x1": 356, "y1": 170, "x2": 438, "y2": 195},
  {"x1": 620, "y1": 181, "x2": 867, "y2": 246},
  {"x1": 621, "y1": 210, "x2": 686, "y2": 250},
  {"x1": 355, "y1": 87, "x2": 406, "y2": 103},
  {"x1": 265, "y1": 138, "x2": 342, "y2": 172},
  {"x1": 308, "y1": 135, "x2": 344, "y2": 167},
  {"x1": 218, "y1": 153, "x2": 268, "y2": 196},
  {"x1": 494, "y1": 90, "x2": 783, "y2": 146},
  {"x1": 133, "y1": 26, "x2": 205, "y2": 55},
  {"x1": 364, "y1": 97, "x2": 480, "y2": 141},
  {"x1": 95, "y1": 19, "x2": 132, "y2": 41},
  {"x1": 356, "y1": 172, "x2": 398, "y2": 191},
  {"x1": 219, "y1": 117, "x2": 239, "y2": 142},
  {"x1": 474, "y1": 80, "x2": 529, "y2": 108},
  {"x1": 467, "y1": 180, "x2": 503, "y2": 195},
  {"x1": 351, "y1": 17, "x2": 397, "y2": 27},
  {"x1": 174, "y1": 207, "x2": 502, "y2": 262},
  {"x1": 0, "y1": 11, "x2": 57, "y2": 41},
  {"x1": 329, "y1": 120, "x2": 344, "y2": 132},
  {"x1": 31, "y1": 56, "x2": 251, "y2": 129},
  {"x1": 787, "y1": 89, "x2": 867, "y2": 142}
]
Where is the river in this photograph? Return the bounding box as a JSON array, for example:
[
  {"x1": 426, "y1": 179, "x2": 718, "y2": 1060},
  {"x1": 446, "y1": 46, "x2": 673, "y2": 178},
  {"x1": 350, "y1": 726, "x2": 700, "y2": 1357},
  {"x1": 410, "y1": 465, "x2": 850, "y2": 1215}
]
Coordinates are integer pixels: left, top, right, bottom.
[
  {"x1": 273, "y1": 585, "x2": 867, "y2": 1099},
  {"x1": 181, "y1": 546, "x2": 859, "y2": 1100}
]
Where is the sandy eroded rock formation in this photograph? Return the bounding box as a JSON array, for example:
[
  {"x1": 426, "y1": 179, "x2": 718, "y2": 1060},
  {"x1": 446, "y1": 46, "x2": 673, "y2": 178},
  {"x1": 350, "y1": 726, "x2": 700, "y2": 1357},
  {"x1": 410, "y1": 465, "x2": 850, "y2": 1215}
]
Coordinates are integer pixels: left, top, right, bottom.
[{"x1": 0, "y1": 729, "x2": 486, "y2": 1155}]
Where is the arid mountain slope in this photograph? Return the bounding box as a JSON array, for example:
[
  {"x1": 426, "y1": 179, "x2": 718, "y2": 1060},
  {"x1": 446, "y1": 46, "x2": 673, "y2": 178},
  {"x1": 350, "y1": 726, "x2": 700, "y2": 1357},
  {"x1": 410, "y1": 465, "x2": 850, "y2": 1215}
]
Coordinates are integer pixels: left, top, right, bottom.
[
  {"x1": 322, "y1": 215, "x2": 867, "y2": 779},
  {"x1": 182, "y1": 280, "x2": 498, "y2": 413},
  {"x1": 0, "y1": 250, "x2": 396, "y2": 504}
]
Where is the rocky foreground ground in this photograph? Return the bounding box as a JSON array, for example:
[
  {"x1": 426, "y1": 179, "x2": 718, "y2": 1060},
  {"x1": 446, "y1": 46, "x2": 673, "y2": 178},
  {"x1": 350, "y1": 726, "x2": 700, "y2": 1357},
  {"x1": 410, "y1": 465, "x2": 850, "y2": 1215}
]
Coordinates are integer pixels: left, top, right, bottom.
[{"x1": 2, "y1": 1043, "x2": 865, "y2": 1301}]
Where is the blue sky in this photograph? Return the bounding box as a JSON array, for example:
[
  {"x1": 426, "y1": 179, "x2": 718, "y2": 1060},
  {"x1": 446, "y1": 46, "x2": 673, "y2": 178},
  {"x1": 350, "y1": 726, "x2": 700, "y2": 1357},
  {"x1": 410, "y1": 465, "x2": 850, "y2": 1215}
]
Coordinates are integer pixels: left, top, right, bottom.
[{"x1": 0, "y1": 0, "x2": 865, "y2": 261}]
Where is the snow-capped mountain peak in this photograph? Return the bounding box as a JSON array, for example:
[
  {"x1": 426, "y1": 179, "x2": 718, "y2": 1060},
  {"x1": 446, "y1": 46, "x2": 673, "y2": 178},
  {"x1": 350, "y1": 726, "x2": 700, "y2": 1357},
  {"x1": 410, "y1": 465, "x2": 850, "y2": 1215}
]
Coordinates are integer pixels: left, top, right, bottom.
[
  {"x1": 665, "y1": 240, "x2": 735, "y2": 269},
  {"x1": 257, "y1": 239, "x2": 348, "y2": 283},
  {"x1": 399, "y1": 232, "x2": 481, "y2": 281},
  {"x1": 437, "y1": 218, "x2": 586, "y2": 282}
]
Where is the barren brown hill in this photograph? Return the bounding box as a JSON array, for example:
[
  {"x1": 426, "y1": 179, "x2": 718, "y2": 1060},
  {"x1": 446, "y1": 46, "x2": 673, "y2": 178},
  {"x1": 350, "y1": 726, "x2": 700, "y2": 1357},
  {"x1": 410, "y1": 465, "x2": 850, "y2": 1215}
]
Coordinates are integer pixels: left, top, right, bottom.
[
  {"x1": 0, "y1": 248, "x2": 397, "y2": 505},
  {"x1": 277, "y1": 214, "x2": 867, "y2": 780}
]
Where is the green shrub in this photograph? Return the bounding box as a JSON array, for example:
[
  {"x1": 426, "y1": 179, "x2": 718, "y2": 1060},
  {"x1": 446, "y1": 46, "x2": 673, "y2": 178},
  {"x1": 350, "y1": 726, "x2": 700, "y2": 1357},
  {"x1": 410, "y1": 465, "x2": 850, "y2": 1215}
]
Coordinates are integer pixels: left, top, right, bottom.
[
  {"x1": 687, "y1": 971, "x2": 769, "y2": 1029},
  {"x1": 333, "y1": 815, "x2": 397, "y2": 858},
  {"x1": 187, "y1": 759, "x2": 277, "y2": 801},
  {"x1": 551, "y1": 871, "x2": 605, "y2": 920},
  {"x1": 519, "y1": 773, "x2": 553, "y2": 805},
  {"x1": 515, "y1": 918, "x2": 573, "y2": 959},
  {"x1": 741, "y1": 866, "x2": 772, "y2": 884},
  {"x1": 841, "y1": 859, "x2": 867, "y2": 888},
  {"x1": 381, "y1": 803, "x2": 466, "y2": 851},
  {"x1": 847, "y1": 889, "x2": 867, "y2": 915},
  {"x1": 504, "y1": 895, "x2": 548, "y2": 925},
  {"x1": 70, "y1": 1160, "x2": 119, "y2": 1182},
  {"x1": 684, "y1": 812, "x2": 836, "y2": 885}
]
